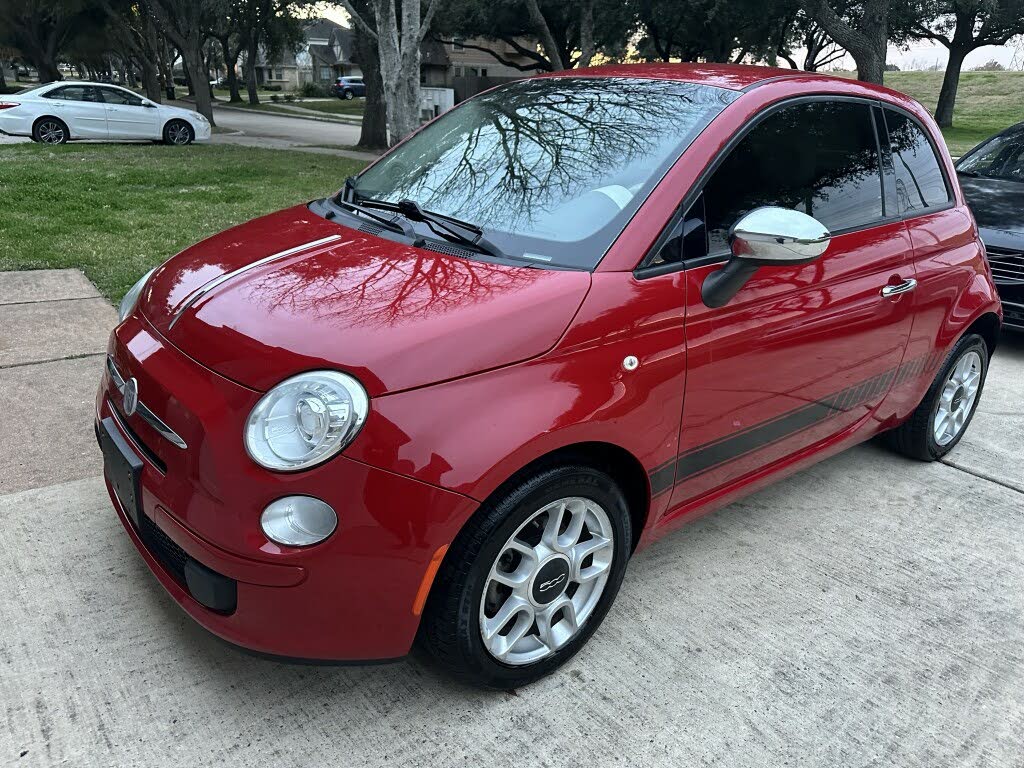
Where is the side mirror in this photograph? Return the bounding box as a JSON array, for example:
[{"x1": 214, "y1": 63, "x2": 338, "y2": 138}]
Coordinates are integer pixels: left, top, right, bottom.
[
  {"x1": 701, "y1": 207, "x2": 830, "y2": 308},
  {"x1": 142, "y1": 100, "x2": 157, "y2": 108}
]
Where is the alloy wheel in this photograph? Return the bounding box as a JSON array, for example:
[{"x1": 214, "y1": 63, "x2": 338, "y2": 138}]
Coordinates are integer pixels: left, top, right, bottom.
[
  {"x1": 933, "y1": 350, "x2": 982, "y2": 446},
  {"x1": 38, "y1": 121, "x2": 65, "y2": 144},
  {"x1": 479, "y1": 496, "x2": 614, "y2": 666},
  {"x1": 168, "y1": 122, "x2": 191, "y2": 145}
]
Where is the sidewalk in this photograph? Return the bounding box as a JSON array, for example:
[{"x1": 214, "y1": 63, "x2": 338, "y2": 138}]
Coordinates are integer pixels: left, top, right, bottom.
[{"x1": 0, "y1": 270, "x2": 116, "y2": 494}]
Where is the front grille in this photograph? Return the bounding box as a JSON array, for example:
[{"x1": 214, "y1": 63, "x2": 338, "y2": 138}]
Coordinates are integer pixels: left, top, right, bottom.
[
  {"x1": 139, "y1": 513, "x2": 188, "y2": 585},
  {"x1": 985, "y1": 245, "x2": 1024, "y2": 283}
]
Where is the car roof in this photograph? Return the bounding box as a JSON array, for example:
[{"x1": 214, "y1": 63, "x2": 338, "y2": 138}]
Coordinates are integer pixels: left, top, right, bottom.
[{"x1": 535, "y1": 62, "x2": 890, "y2": 94}]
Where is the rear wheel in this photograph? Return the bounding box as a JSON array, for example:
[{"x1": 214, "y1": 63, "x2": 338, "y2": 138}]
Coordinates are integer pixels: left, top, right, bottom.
[
  {"x1": 163, "y1": 119, "x2": 194, "y2": 145},
  {"x1": 888, "y1": 333, "x2": 988, "y2": 461},
  {"x1": 33, "y1": 117, "x2": 68, "y2": 145},
  {"x1": 419, "y1": 465, "x2": 632, "y2": 689}
]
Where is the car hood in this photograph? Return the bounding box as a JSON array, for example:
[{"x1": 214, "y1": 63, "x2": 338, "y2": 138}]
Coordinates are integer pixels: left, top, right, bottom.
[
  {"x1": 959, "y1": 175, "x2": 1024, "y2": 240},
  {"x1": 139, "y1": 206, "x2": 591, "y2": 395}
]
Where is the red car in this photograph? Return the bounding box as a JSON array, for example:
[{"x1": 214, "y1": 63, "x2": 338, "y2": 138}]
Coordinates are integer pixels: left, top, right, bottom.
[{"x1": 97, "y1": 64, "x2": 1001, "y2": 688}]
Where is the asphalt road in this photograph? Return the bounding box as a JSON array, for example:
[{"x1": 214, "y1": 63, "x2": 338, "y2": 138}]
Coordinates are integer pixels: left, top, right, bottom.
[
  {"x1": 1, "y1": 270, "x2": 1022, "y2": 767},
  {"x1": 210, "y1": 104, "x2": 364, "y2": 149}
]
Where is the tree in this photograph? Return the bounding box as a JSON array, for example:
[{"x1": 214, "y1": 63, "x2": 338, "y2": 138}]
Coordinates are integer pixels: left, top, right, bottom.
[
  {"x1": 351, "y1": 11, "x2": 387, "y2": 148},
  {"x1": 206, "y1": 0, "x2": 244, "y2": 102},
  {"x1": 0, "y1": 0, "x2": 100, "y2": 82},
  {"x1": 800, "y1": 0, "x2": 890, "y2": 83},
  {"x1": 100, "y1": 0, "x2": 165, "y2": 101},
  {"x1": 436, "y1": 0, "x2": 634, "y2": 73},
  {"x1": 633, "y1": 0, "x2": 799, "y2": 65},
  {"x1": 337, "y1": 0, "x2": 442, "y2": 144},
  {"x1": 146, "y1": 0, "x2": 216, "y2": 121},
  {"x1": 903, "y1": 0, "x2": 1024, "y2": 127}
]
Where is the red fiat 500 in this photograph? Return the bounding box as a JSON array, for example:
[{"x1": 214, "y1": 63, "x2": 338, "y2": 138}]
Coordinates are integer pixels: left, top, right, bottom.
[{"x1": 97, "y1": 64, "x2": 1001, "y2": 688}]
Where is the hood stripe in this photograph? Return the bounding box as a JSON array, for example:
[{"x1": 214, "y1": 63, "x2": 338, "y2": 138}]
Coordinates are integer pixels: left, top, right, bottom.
[{"x1": 167, "y1": 234, "x2": 344, "y2": 330}]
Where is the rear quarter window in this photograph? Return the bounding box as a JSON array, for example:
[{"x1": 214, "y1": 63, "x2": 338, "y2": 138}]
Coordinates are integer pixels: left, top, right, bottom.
[{"x1": 883, "y1": 109, "x2": 952, "y2": 214}]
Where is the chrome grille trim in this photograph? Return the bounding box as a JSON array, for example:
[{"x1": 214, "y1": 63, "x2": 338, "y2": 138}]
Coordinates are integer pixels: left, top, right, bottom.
[
  {"x1": 167, "y1": 234, "x2": 344, "y2": 330},
  {"x1": 106, "y1": 356, "x2": 188, "y2": 450}
]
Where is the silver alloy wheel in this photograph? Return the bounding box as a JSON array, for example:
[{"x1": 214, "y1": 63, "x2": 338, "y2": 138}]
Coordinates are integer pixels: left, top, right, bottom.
[
  {"x1": 479, "y1": 496, "x2": 614, "y2": 666},
  {"x1": 38, "y1": 120, "x2": 65, "y2": 144},
  {"x1": 167, "y1": 122, "x2": 191, "y2": 145},
  {"x1": 934, "y1": 350, "x2": 982, "y2": 446}
]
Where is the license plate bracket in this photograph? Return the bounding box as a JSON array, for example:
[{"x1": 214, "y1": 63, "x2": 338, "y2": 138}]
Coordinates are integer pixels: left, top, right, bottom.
[{"x1": 98, "y1": 416, "x2": 143, "y2": 528}]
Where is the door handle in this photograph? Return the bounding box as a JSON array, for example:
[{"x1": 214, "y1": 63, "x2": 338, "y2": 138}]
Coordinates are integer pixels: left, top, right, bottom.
[{"x1": 881, "y1": 278, "x2": 917, "y2": 298}]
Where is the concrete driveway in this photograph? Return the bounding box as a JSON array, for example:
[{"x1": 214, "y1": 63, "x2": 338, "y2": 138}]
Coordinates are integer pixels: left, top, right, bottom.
[{"x1": 1, "y1": 270, "x2": 1022, "y2": 766}]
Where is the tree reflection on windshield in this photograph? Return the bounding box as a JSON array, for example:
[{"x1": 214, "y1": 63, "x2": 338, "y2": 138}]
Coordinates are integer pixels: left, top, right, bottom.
[{"x1": 356, "y1": 77, "x2": 737, "y2": 269}]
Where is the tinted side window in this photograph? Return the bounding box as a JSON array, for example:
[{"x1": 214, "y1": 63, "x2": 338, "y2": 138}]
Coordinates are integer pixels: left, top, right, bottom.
[
  {"x1": 99, "y1": 87, "x2": 143, "y2": 107},
  {"x1": 46, "y1": 86, "x2": 99, "y2": 102},
  {"x1": 883, "y1": 109, "x2": 951, "y2": 214},
  {"x1": 703, "y1": 101, "x2": 884, "y2": 253}
]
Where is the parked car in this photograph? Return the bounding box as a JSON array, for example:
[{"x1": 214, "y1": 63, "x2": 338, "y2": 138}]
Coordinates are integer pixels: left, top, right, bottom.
[
  {"x1": 331, "y1": 76, "x2": 365, "y2": 100},
  {"x1": 956, "y1": 122, "x2": 1024, "y2": 331},
  {"x1": 0, "y1": 81, "x2": 210, "y2": 145},
  {"x1": 98, "y1": 64, "x2": 1001, "y2": 689}
]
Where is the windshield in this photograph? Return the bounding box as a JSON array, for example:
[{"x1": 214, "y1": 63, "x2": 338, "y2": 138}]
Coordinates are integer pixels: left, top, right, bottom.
[
  {"x1": 354, "y1": 77, "x2": 737, "y2": 269},
  {"x1": 957, "y1": 129, "x2": 1024, "y2": 183}
]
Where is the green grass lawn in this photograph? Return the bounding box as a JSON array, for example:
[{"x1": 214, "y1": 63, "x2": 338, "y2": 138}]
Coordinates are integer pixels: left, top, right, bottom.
[
  {"x1": 834, "y1": 70, "x2": 1024, "y2": 156},
  {"x1": 0, "y1": 144, "x2": 367, "y2": 302}
]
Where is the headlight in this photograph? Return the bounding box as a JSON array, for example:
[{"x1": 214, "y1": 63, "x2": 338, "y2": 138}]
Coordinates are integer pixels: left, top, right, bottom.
[
  {"x1": 118, "y1": 268, "x2": 156, "y2": 322},
  {"x1": 244, "y1": 370, "x2": 369, "y2": 471}
]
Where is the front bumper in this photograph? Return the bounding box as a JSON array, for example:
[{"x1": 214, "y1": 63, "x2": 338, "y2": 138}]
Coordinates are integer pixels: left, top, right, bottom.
[{"x1": 97, "y1": 312, "x2": 478, "y2": 661}]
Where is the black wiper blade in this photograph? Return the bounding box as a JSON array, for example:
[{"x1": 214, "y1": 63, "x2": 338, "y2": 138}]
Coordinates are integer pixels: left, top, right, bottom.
[
  {"x1": 357, "y1": 198, "x2": 507, "y2": 260},
  {"x1": 332, "y1": 197, "x2": 419, "y2": 240}
]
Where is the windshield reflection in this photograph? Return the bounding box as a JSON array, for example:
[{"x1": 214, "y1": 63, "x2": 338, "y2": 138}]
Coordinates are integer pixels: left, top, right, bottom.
[{"x1": 356, "y1": 77, "x2": 737, "y2": 268}]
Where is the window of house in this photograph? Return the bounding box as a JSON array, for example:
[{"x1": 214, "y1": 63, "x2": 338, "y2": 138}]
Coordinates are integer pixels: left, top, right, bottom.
[
  {"x1": 883, "y1": 108, "x2": 952, "y2": 214},
  {"x1": 480, "y1": 68, "x2": 488, "y2": 77},
  {"x1": 320, "y1": 67, "x2": 331, "y2": 80},
  {"x1": 702, "y1": 100, "x2": 885, "y2": 254}
]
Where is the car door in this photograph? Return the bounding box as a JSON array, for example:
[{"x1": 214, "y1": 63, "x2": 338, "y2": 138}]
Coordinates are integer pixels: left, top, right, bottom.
[
  {"x1": 42, "y1": 85, "x2": 108, "y2": 138},
  {"x1": 662, "y1": 98, "x2": 917, "y2": 511},
  {"x1": 98, "y1": 86, "x2": 159, "y2": 139}
]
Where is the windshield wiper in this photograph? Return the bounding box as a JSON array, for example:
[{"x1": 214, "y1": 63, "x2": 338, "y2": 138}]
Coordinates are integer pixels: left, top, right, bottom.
[
  {"x1": 357, "y1": 198, "x2": 508, "y2": 260},
  {"x1": 331, "y1": 192, "x2": 419, "y2": 240}
]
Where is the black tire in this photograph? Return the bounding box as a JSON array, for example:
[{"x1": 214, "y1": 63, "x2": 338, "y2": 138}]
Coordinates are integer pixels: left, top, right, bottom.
[
  {"x1": 888, "y1": 333, "x2": 988, "y2": 461},
  {"x1": 419, "y1": 464, "x2": 632, "y2": 689},
  {"x1": 162, "y1": 119, "x2": 194, "y2": 145},
  {"x1": 342, "y1": 89, "x2": 354, "y2": 100},
  {"x1": 32, "y1": 117, "x2": 69, "y2": 145}
]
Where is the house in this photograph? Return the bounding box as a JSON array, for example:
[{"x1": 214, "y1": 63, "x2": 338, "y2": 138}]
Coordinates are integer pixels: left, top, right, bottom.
[
  {"x1": 254, "y1": 18, "x2": 360, "y2": 91},
  {"x1": 253, "y1": 20, "x2": 541, "y2": 101}
]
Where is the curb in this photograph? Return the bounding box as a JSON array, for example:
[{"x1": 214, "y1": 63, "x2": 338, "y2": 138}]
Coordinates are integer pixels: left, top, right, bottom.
[{"x1": 213, "y1": 104, "x2": 362, "y2": 125}]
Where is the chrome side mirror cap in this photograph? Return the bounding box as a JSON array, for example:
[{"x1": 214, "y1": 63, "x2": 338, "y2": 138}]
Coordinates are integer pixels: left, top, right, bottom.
[{"x1": 701, "y1": 207, "x2": 831, "y2": 308}]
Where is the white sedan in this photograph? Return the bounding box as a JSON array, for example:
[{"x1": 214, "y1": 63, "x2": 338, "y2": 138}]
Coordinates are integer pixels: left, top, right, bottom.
[{"x1": 0, "y1": 81, "x2": 211, "y2": 145}]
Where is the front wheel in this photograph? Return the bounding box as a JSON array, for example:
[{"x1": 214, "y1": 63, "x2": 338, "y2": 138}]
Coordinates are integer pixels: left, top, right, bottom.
[
  {"x1": 419, "y1": 465, "x2": 632, "y2": 689},
  {"x1": 887, "y1": 333, "x2": 988, "y2": 461},
  {"x1": 163, "y1": 119, "x2": 194, "y2": 145},
  {"x1": 342, "y1": 89, "x2": 354, "y2": 100}
]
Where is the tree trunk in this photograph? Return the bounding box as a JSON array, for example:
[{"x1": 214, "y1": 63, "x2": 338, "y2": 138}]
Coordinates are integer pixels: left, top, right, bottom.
[
  {"x1": 219, "y1": 35, "x2": 243, "y2": 103},
  {"x1": 935, "y1": 45, "x2": 967, "y2": 129},
  {"x1": 524, "y1": 0, "x2": 564, "y2": 70},
  {"x1": 577, "y1": 0, "x2": 595, "y2": 68},
  {"x1": 183, "y1": 39, "x2": 215, "y2": 124},
  {"x1": 800, "y1": 0, "x2": 887, "y2": 84},
  {"x1": 354, "y1": 26, "x2": 387, "y2": 150},
  {"x1": 140, "y1": 56, "x2": 161, "y2": 101},
  {"x1": 245, "y1": 34, "x2": 260, "y2": 105}
]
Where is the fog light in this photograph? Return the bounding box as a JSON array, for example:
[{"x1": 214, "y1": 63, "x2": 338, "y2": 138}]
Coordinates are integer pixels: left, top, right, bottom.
[{"x1": 260, "y1": 496, "x2": 337, "y2": 547}]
